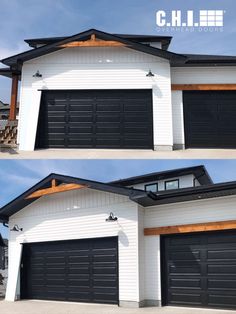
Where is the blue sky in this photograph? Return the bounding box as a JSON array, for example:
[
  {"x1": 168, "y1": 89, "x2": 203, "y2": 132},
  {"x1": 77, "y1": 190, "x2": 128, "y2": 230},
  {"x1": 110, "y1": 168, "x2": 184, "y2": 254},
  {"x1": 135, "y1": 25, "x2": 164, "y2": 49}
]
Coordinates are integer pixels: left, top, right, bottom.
[
  {"x1": 0, "y1": 0, "x2": 235, "y2": 102},
  {"x1": 1, "y1": 159, "x2": 236, "y2": 238}
]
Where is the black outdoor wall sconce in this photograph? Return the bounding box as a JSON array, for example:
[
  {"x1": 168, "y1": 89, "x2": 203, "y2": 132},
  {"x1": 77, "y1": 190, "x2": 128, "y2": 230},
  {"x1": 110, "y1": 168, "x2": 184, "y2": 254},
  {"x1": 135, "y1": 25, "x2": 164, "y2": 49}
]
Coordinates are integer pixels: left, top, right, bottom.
[
  {"x1": 33, "y1": 70, "x2": 42, "y2": 78},
  {"x1": 146, "y1": 69, "x2": 155, "y2": 77},
  {"x1": 10, "y1": 224, "x2": 23, "y2": 232},
  {"x1": 106, "y1": 212, "x2": 118, "y2": 222}
]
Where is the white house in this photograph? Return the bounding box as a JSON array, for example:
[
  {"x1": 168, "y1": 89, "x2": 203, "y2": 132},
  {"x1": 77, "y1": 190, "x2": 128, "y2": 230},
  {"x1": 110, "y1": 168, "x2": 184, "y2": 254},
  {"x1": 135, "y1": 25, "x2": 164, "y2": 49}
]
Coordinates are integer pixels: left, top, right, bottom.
[
  {"x1": 1, "y1": 29, "x2": 236, "y2": 151},
  {"x1": 1, "y1": 165, "x2": 236, "y2": 310}
]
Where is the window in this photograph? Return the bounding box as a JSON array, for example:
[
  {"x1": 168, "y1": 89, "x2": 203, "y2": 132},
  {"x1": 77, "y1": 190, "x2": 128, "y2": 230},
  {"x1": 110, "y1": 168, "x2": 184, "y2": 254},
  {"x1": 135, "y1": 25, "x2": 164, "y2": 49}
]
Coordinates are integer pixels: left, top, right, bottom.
[
  {"x1": 165, "y1": 179, "x2": 179, "y2": 190},
  {"x1": 145, "y1": 183, "x2": 158, "y2": 193}
]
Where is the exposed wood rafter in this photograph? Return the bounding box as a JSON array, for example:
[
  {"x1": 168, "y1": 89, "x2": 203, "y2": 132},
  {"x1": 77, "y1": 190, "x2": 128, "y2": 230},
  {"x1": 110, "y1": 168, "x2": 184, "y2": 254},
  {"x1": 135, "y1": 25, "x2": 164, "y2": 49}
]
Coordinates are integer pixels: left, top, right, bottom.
[
  {"x1": 25, "y1": 179, "x2": 88, "y2": 199},
  {"x1": 59, "y1": 33, "x2": 127, "y2": 48},
  {"x1": 144, "y1": 220, "x2": 236, "y2": 236},
  {"x1": 171, "y1": 84, "x2": 236, "y2": 91}
]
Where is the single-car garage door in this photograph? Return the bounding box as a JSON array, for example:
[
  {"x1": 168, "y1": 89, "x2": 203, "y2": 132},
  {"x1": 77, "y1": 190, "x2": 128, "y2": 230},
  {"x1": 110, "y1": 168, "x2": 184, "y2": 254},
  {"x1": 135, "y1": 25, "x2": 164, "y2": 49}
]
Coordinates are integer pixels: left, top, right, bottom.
[
  {"x1": 162, "y1": 231, "x2": 236, "y2": 310},
  {"x1": 35, "y1": 90, "x2": 153, "y2": 149},
  {"x1": 183, "y1": 91, "x2": 236, "y2": 148},
  {"x1": 21, "y1": 237, "x2": 118, "y2": 304}
]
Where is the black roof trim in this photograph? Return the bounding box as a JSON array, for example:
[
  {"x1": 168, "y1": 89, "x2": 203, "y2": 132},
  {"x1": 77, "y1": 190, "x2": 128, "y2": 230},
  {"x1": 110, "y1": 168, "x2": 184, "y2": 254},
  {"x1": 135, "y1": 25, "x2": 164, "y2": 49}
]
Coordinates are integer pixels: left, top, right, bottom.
[
  {"x1": 25, "y1": 34, "x2": 172, "y2": 50},
  {"x1": 1, "y1": 29, "x2": 185, "y2": 67},
  {"x1": 132, "y1": 180, "x2": 236, "y2": 207},
  {"x1": 172, "y1": 53, "x2": 236, "y2": 67},
  {"x1": 0, "y1": 173, "x2": 148, "y2": 222},
  {"x1": 110, "y1": 166, "x2": 213, "y2": 186}
]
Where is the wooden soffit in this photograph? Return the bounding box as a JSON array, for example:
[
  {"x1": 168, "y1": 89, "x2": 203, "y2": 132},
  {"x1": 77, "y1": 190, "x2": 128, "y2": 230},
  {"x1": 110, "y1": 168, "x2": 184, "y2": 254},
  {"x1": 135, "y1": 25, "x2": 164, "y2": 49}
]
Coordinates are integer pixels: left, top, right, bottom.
[
  {"x1": 59, "y1": 34, "x2": 127, "y2": 48},
  {"x1": 25, "y1": 179, "x2": 88, "y2": 199},
  {"x1": 144, "y1": 219, "x2": 236, "y2": 236},
  {"x1": 171, "y1": 84, "x2": 236, "y2": 91}
]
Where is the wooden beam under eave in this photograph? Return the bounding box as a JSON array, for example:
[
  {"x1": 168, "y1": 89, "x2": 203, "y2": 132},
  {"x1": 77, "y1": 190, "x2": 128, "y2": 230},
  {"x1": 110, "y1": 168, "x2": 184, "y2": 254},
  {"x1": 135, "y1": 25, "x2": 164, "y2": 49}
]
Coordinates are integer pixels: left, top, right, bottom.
[
  {"x1": 9, "y1": 74, "x2": 19, "y2": 121},
  {"x1": 144, "y1": 219, "x2": 236, "y2": 236},
  {"x1": 25, "y1": 183, "x2": 88, "y2": 199},
  {"x1": 60, "y1": 40, "x2": 126, "y2": 48},
  {"x1": 171, "y1": 84, "x2": 236, "y2": 91}
]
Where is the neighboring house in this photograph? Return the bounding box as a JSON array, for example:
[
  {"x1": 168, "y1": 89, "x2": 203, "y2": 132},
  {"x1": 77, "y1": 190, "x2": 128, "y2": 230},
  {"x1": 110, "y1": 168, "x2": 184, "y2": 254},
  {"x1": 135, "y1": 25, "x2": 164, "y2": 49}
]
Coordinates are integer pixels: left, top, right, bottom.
[
  {"x1": 1, "y1": 165, "x2": 236, "y2": 309},
  {"x1": 0, "y1": 235, "x2": 8, "y2": 298},
  {"x1": 0, "y1": 101, "x2": 9, "y2": 120},
  {"x1": 0, "y1": 101, "x2": 19, "y2": 120},
  {"x1": 0, "y1": 234, "x2": 7, "y2": 270},
  {"x1": 1, "y1": 29, "x2": 236, "y2": 151}
]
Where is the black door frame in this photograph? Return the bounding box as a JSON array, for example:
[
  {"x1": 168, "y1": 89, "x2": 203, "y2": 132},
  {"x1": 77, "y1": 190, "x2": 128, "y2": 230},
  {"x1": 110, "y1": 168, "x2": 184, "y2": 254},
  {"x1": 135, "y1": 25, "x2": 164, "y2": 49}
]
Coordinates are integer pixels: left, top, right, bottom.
[{"x1": 20, "y1": 236, "x2": 119, "y2": 304}]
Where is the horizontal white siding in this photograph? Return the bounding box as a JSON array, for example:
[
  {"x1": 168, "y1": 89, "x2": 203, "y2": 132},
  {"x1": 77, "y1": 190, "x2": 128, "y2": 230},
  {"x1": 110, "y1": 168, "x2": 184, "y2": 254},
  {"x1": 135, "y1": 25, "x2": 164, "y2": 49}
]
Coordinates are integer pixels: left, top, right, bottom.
[
  {"x1": 145, "y1": 195, "x2": 236, "y2": 228},
  {"x1": 131, "y1": 174, "x2": 195, "y2": 190},
  {"x1": 171, "y1": 66, "x2": 236, "y2": 84},
  {"x1": 144, "y1": 195, "x2": 236, "y2": 302},
  {"x1": 6, "y1": 188, "x2": 140, "y2": 303},
  {"x1": 19, "y1": 47, "x2": 173, "y2": 150}
]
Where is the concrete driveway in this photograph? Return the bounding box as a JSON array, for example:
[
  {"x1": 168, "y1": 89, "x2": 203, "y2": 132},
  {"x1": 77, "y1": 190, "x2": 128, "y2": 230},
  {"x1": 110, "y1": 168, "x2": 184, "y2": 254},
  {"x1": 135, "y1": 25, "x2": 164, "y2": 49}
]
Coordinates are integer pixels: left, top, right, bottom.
[
  {"x1": 0, "y1": 301, "x2": 234, "y2": 314},
  {"x1": 1, "y1": 148, "x2": 236, "y2": 159}
]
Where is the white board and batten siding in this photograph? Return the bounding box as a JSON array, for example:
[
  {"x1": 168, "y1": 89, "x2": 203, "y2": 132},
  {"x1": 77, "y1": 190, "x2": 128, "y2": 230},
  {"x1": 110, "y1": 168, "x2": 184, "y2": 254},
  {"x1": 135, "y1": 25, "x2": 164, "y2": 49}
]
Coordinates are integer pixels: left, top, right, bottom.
[
  {"x1": 144, "y1": 195, "x2": 236, "y2": 303},
  {"x1": 18, "y1": 46, "x2": 173, "y2": 151},
  {"x1": 6, "y1": 188, "x2": 142, "y2": 305},
  {"x1": 171, "y1": 66, "x2": 236, "y2": 146}
]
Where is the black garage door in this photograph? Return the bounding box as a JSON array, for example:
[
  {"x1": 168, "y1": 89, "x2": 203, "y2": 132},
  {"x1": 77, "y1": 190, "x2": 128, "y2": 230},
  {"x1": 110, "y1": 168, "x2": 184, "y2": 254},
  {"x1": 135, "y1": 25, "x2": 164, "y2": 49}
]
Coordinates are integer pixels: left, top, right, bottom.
[
  {"x1": 162, "y1": 231, "x2": 236, "y2": 310},
  {"x1": 35, "y1": 90, "x2": 153, "y2": 149},
  {"x1": 21, "y1": 237, "x2": 118, "y2": 304},
  {"x1": 183, "y1": 91, "x2": 236, "y2": 148}
]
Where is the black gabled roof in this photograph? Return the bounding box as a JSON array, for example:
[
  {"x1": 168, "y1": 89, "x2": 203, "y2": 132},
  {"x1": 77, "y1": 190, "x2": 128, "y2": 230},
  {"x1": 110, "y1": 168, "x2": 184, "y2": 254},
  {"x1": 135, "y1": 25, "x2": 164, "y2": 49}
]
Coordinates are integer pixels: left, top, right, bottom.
[
  {"x1": 110, "y1": 165, "x2": 213, "y2": 187},
  {"x1": 0, "y1": 173, "x2": 148, "y2": 223},
  {"x1": 25, "y1": 34, "x2": 172, "y2": 50},
  {"x1": 1, "y1": 29, "x2": 185, "y2": 67},
  {"x1": 1, "y1": 168, "x2": 236, "y2": 222}
]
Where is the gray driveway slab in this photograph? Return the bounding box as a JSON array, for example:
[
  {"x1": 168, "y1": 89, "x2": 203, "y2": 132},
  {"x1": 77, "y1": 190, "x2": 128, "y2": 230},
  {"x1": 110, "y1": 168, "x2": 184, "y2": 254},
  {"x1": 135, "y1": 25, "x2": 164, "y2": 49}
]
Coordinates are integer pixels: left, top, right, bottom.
[
  {"x1": 0, "y1": 301, "x2": 235, "y2": 314},
  {"x1": 1, "y1": 148, "x2": 236, "y2": 159}
]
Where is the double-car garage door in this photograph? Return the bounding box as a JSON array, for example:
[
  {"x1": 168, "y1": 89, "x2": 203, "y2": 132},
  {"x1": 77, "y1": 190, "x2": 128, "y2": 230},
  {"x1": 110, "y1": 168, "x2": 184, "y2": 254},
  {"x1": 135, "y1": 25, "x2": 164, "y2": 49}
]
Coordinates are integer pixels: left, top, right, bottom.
[
  {"x1": 184, "y1": 91, "x2": 236, "y2": 148},
  {"x1": 35, "y1": 90, "x2": 153, "y2": 149},
  {"x1": 162, "y1": 230, "x2": 236, "y2": 310},
  {"x1": 21, "y1": 237, "x2": 118, "y2": 304}
]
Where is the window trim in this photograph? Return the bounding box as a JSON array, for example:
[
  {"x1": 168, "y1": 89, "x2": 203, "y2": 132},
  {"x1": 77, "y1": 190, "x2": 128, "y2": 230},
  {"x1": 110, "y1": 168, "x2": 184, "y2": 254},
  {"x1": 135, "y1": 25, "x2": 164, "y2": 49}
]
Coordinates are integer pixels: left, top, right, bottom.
[
  {"x1": 145, "y1": 182, "x2": 158, "y2": 193},
  {"x1": 164, "y1": 179, "x2": 179, "y2": 190}
]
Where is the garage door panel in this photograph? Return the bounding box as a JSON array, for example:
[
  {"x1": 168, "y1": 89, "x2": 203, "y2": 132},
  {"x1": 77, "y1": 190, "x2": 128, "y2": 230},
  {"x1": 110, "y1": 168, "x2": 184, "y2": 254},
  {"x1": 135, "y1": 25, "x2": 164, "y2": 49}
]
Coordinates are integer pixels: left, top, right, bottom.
[
  {"x1": 184, "y1": 91, "x2": 236, "y2": 148},
  {"x1": 36, "y1": 90, "x2": 153, "y2": 149},
  {"x1": 21, "y1": 237, "x2": 118, "y2": 304},
  {"x1": 170, "y1": 250, "x2": 201, "y2": 261},
  {"x1": 208, "y1": 279, "x2": 236, "y2": 290},
  {"x1": 96, "y1": 103, "x2": 121, "y2": 112},
  {"x1": 169, "y1": 264, "x2": 201, "y2": 275},
  {"x1": 168, "y1": 291, "x2": 203, "y2": 305},
  {"x1": 170, "y1": 278, "x2": 202, "y2": 289},
  {"x1": 208, "y1": 294, "x2": 236, "y2": 308},
  {"x1": 163, "y1": 231, "x2": 236, "y2": 309},
  {"x1": 68, "y1": 125, "x2": 93, "y2": 134},
  {"x1": 96, "y1": 114, "x2": 121, "y2": 123},
  {"x1": 95, "y1": 123, "x2": 121, "y2": 133},
  {"x1": 207, "y1": 249, "x2": 236, "y2": 260}
]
